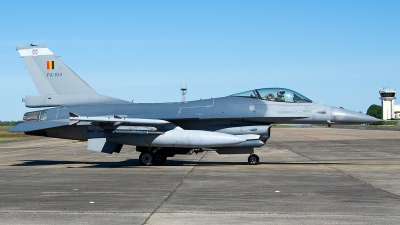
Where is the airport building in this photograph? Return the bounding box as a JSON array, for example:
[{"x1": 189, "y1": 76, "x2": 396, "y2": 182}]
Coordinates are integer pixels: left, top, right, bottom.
[
  {"x1": 379, "y1": 88, "x2": 400, "y2": 120},
  {"x1": 395, "y1": 104, "x2": 400, "y2": 119}
]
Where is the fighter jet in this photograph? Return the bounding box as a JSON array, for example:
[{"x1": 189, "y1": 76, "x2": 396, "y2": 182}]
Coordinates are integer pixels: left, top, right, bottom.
[{"x1": 9, "y1": 45, "x2": 379, "y2": 165}]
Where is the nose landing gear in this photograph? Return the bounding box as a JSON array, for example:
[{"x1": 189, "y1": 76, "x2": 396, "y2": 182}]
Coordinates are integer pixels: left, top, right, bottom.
[{"x1": 248, "y1": 154, "x2": 259, "y2": 165}]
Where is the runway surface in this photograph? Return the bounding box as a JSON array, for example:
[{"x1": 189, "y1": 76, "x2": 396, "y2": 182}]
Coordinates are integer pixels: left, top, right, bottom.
[{"x1": 0, "y1": 127, "x2": 399, "y2": 224}]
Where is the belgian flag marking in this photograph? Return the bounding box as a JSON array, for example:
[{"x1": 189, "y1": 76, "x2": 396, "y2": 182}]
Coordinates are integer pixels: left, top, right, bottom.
[{"x1": 46, "y1": 61, "x2": 54, "y2": 70}]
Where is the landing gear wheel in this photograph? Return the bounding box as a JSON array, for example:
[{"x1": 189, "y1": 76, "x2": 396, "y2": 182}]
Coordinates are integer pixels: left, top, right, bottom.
[
  {"x1": 139, "y1": 152, "x2": 154, "y2": 166},
  {"x1": 248, "y1": 154, "x2": 259, "y2": 165},
  {"x1": 153, "y1": 153, "x2": 167, "y2": 165}
]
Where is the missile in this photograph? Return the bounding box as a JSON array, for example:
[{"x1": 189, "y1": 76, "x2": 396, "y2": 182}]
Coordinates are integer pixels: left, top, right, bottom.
[
  {"x1": 107, "y1": 129, "x2": 246, "y2": 148},
  {"x1": 113, "y1": 126, "x2": 164, "y2": 135},
  {"x1": 69, "y1": 112, "x2": 170, "y2": 125},
  {"x1": 113, "y1": 130, "x2": 164, "y2": 135}
]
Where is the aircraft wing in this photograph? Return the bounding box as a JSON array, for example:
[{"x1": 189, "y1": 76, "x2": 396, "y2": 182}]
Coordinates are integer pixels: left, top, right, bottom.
[{"x1": 9, "y1": 113, "x2": 173, "y2": 133}]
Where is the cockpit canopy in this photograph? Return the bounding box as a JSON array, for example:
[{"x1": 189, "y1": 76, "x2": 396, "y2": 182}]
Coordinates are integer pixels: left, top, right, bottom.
[{"x1": 231, "y1": 88, "x2": 312, "y2": 103}]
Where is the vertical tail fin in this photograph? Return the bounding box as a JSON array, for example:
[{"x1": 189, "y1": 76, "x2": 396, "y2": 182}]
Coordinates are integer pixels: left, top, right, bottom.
[{"x1": 17, "y1": 45, "x2": 128, "y2": 107}]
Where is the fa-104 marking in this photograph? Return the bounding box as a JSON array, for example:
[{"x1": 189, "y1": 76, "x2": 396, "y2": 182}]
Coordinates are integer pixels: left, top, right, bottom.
[
  {"x1": 10, "y1": 45, "x2": 378, "y2": 165},
  {"x1": 47, "y1": 73, "x2": 62, "y2": 77}
]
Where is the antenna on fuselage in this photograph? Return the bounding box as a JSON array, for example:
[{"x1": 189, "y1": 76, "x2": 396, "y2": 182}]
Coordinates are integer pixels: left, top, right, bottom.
[{"x1": 180, "y1": 85, "x2": 187, "y2": 102}]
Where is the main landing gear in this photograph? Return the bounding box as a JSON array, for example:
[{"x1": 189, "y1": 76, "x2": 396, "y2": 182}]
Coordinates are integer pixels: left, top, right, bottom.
[
  {"x1": 137, "y1": 146, "x2": 260, "y2": 166},
  {"x1": 139, "y1": 152, "x2": 167, "y2": 166},
  {"x1": 248, "y1": 154, "x2": 259, "y2": 165}
]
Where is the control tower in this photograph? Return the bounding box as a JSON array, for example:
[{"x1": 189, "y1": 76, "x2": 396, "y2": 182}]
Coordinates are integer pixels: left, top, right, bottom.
[
  {"x1": 180, "y1": 86, "x2": 187, "y2": 102},
  {"x1": 379, "y1": 88, "x2": 396, "y2": 120}
]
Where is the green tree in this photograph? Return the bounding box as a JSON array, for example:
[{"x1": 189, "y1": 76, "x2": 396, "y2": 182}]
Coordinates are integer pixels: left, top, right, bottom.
[{"x1": 366, "y1": 104, "x2": 382, "y2": 119}]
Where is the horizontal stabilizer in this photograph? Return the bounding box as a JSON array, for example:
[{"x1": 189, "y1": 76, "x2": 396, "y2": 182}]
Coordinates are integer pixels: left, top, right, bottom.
[{"x1": 9, "y1": 121, "x2": 69, "y2": 132}]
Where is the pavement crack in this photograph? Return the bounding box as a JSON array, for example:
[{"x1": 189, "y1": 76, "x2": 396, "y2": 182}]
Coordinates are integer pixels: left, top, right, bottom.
[
  {"x1": 142, "y1": 152, "x2": 206, "y2": 225},
  {"x1": 324, "y1": 165, "x2": 400, "y2": 199}
]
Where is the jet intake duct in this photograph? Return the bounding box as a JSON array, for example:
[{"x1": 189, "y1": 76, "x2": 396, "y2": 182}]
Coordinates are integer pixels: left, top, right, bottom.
[
  {"x1": 227, "y1": 139, "x2": 265, "y2": 148},
  {"x1": 216, "y1": 125, "x2": 271, "y2": 135},
  {"x1": 217, "y1": 125, "x2": 271, "y2": 143}
]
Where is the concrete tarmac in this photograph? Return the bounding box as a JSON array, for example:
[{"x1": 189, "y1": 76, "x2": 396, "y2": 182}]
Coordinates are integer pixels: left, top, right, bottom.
[{"x1": 0, "y1": 127, "x2": 399, "y2": 224}]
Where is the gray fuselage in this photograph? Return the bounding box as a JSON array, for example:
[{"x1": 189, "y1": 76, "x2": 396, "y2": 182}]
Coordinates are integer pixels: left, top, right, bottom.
[{"x1": 26, "y1": 95, "x2": 364, "y2": 141}]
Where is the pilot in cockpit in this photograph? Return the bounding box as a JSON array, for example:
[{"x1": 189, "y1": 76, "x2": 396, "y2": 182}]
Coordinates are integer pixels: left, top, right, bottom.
[
  {"x1": 275, "y1": 90, "x2": 285, "y2": 102},
  {"x1": 232, "y1": 88, "x2": 312, "y2": 103}
]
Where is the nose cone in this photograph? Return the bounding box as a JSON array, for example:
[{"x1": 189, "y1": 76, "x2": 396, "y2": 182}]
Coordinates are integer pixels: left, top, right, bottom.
[{"x1": 331, "y1": 107, "x2": 380, "y2": 124}]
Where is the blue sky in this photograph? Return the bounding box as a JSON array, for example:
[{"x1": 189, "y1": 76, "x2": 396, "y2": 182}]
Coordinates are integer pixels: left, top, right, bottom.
[{"x1": 1, "y1": 1, "x2": 399, "y2": 121}]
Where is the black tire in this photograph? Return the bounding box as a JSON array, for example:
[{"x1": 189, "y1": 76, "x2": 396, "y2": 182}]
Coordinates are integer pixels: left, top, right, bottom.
[
  {"x1": 139, "y1": 152, "x2": 154, "y2": 166},
  {"x1": 153, "y1": 153, "x2": 167, "y2": 165},
  {"x1": 248, "y1": 154, "x2": 259, "y2": 165}
]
